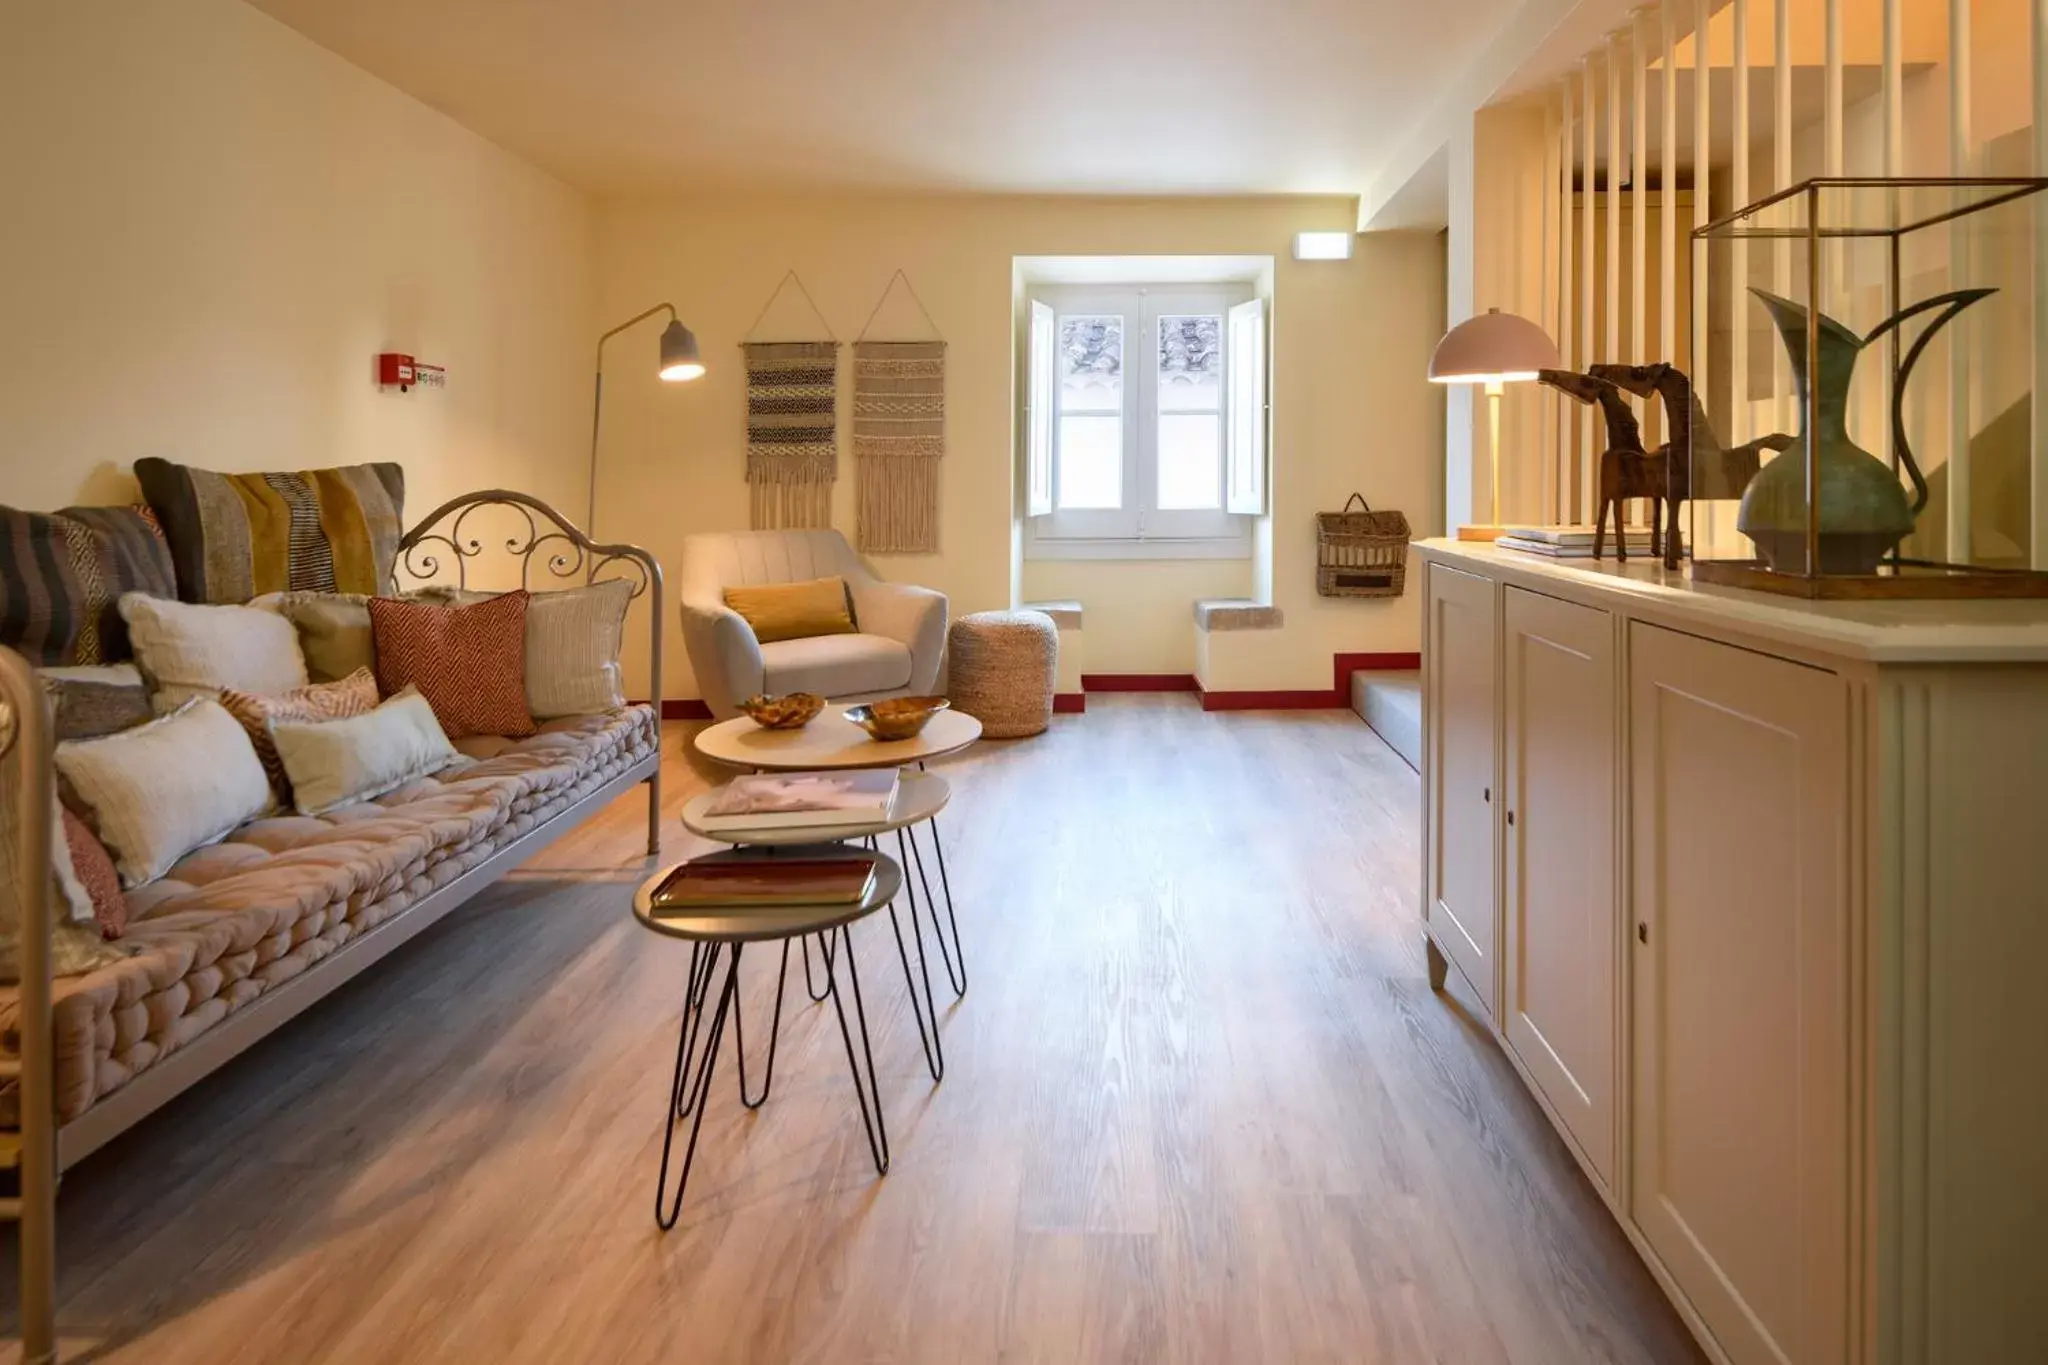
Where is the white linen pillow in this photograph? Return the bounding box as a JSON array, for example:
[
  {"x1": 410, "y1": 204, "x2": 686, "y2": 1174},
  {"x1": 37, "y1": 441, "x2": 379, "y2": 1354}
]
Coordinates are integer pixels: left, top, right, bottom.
[
  {"x1": 54, "y1": 699, "x2": 272, "y2": 888},
  {"x1": 527, "y1": 579, "x2": 633, "y2": 717},
  {"x1": 271, "y1": 686, "x2": 459, "y2": 816},
  {"x1": 120, "y1": 593, "x2": 307, "y2": 709}
]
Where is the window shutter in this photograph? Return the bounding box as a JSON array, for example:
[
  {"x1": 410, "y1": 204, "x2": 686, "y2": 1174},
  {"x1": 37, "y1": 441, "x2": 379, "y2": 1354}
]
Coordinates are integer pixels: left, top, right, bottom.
[
  {"x1": 1226, "y1": 297, "x2": 1268, "y2": 516},
  {"x1": 1026, "y1": 299, "x2": 1056, "y2": 518}
]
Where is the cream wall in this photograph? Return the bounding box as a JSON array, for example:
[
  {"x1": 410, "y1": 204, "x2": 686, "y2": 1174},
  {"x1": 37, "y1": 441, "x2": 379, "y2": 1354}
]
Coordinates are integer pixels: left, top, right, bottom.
[
  {"x1": 596, "y1": 195, "x2": 1442, "y2": 698},
  {"x1": 1020, "y1": 560, "x2": 1250, "y2": 675},
  {"x1": 0, "y1": 0, "x2": 592, "y2": 522}
]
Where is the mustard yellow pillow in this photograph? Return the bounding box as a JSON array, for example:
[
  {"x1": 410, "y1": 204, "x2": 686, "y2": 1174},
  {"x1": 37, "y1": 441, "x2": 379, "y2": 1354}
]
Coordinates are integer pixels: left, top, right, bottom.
[{"x1": 724, "y1": 576, "x2": 856, "y2": 644}]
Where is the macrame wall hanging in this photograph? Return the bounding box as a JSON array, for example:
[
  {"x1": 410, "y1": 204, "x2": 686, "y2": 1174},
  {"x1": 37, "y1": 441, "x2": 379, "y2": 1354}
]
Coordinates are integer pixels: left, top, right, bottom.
[
  {"x1": 852, "y1": 270, "x2": 946, "y2": 554},
  {"x1": 743, "y1": 270, "x2": 839, "y2": 530}
]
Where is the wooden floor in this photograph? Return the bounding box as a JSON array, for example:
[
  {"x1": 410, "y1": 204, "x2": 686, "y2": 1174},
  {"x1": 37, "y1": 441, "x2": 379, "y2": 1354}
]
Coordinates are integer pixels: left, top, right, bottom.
[{"x1": 9, "y1": 698, "x2": 1702, "y2": 1364}]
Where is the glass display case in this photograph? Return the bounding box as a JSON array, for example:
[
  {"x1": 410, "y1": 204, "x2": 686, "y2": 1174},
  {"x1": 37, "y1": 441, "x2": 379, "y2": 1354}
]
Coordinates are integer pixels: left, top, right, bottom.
[{"x1": 1686, "y1": 177, "x2": 2048, "y2": 598}]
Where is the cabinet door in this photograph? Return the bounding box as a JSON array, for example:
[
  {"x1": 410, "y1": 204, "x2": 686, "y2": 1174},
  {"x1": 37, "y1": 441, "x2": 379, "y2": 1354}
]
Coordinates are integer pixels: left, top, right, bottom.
[
  {"x1": 1629, "y1": 624, "x2": 1849, "y2": 1365},
  {"x1": 1502, "y1": 588, "x2": 1617, "y2": 1190},
  {"x1": 1423, "y1": 562, "x2": 1498, "y2": 1015}
]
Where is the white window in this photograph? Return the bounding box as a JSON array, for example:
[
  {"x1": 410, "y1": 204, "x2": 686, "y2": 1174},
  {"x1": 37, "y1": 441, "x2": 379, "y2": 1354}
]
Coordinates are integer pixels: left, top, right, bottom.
[{"x1": 1025, "y1": 285, "x2": 1266, "y2": 558}]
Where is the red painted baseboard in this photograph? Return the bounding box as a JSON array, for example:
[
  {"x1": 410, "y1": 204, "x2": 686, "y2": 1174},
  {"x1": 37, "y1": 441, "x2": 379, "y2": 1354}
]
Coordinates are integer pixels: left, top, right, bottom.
[
  {"x1": 1081, "y1": 673, "x2": 1199, "y2": 693},
  {"x1": 1198, "y1": 650, "x2": 1421, "y2": 713},
  {"x1": 1332, "y1": 650, "x2": 1421, "y2": 678},
  {"x1": 645, "y1": 698, "x2": 713, "y2": 720},
  {"x1": 1199, "y1": 689, "x2": 1342, "y2": 711},
  {"x1": 1053, "y1": 692, "x2": 1087, "y2": 713}
]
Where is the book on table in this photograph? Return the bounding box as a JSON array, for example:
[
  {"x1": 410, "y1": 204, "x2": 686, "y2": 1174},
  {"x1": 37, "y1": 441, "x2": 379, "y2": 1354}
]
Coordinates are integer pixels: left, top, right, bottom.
[
  {"x1": 650, "y1": 854, "x2": 880, "y2": 913},
  {"x1": 1497, "y1": 528, "x2": 1659, "y2": 558},
  {"x1": 697, "y1": 768, "x2": 900, "y2": 831},
  {"x1": 1499, "y1": 523, "x2": 1659, "y2": 548}
]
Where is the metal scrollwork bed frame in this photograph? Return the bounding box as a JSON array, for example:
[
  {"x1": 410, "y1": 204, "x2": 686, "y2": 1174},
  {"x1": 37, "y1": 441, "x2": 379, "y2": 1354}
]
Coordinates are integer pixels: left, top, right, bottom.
[
  {"x1": 393, "y1": 489, "x2": 665, "y2": 857},
  {"x1": 0, "y1": 490, "x2": 662, "y2": 1363}
]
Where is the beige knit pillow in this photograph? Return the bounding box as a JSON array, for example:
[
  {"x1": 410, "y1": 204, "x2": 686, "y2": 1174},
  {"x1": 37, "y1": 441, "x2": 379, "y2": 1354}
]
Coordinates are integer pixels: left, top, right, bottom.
[
  {"x1": 120, "y1": 593, "x2": 307, "y2": 709},
  {"x1": 54, "y1": 699, "x2": 272, "y2": 888},
  {"x1": 527, "y1": 579, "x2": 633, "y2": 717}
]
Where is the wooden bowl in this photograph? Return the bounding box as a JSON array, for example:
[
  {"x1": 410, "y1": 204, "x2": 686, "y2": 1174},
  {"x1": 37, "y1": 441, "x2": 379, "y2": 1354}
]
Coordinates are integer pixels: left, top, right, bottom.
[
  {"x1": 844, "y1": 695, "x2": 950, "y2": 742},
  {"x1": 740, "y1": 692, "x2": 825, "y2": 730}
]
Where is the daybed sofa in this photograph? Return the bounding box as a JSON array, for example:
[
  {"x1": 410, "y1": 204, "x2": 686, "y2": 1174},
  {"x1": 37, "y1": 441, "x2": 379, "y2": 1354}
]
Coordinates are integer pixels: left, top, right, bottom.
[{"x1": 0, "y1": 486, "x2": 662, "y2": 1361}]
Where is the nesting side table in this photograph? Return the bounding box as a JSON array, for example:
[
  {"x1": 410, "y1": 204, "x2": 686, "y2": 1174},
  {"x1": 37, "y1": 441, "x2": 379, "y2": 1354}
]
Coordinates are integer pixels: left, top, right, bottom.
[{"x1": 633, "y1": 845, "x2": 901, "y2": 1229}]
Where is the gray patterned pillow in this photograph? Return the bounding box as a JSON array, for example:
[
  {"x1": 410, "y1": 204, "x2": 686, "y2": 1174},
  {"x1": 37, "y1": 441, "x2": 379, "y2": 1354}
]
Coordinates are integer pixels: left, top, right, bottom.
[{"x1": 39, "y1": 664, "x2": 155, "y2": 742}]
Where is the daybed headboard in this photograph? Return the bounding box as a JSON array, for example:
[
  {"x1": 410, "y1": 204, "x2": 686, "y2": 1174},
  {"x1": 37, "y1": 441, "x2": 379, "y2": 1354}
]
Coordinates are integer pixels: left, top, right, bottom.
[{"x1": 392, "y1": 489, "x2": 664, "y2": 724}]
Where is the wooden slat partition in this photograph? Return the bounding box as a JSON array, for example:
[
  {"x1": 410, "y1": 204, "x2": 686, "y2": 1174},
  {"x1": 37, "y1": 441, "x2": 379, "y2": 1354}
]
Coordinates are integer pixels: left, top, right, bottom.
[
  {"x1": 1951, "y1": 0, "x2": 1973, "y2": 560},
  {"x1": 2036, "y1": 0, "x2": 2048, "y2": 567},
  {"x1": 1584, "y1": 55, "x2": 1599, "y2": 522}
]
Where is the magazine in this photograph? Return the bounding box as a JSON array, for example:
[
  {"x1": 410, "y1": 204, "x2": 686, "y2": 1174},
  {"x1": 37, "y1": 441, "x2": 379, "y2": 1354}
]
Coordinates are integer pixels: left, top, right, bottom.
[
  {"x1": 697, "y1": 769, "x2": 899, "y2": 831},
  {"x1": 650, "y1": 855, "x2": 879, "y2": 911}
]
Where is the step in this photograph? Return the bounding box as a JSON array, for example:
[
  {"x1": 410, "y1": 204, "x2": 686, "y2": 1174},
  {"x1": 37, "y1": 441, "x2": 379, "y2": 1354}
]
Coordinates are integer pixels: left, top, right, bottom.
[{"x1": 1351, "y1": 670, "x2": 1420, "y2": 772}]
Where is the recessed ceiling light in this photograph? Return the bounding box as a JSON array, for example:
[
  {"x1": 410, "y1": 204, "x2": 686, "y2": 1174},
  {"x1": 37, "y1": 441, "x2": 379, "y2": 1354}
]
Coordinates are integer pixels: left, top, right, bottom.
[{"x1": 1292, "y1": 231, "x2": 1353, "y2": 261}]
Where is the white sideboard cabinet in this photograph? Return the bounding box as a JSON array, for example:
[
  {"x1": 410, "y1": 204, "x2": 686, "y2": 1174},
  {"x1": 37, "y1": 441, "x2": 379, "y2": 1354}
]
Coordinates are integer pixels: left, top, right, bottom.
[{"x1": 1416, "y1": 539, "x2": 2048, "y2": 1365}]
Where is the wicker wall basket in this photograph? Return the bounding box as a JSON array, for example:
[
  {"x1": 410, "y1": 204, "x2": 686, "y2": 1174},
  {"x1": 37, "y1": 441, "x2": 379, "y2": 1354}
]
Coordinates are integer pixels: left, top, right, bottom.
[{"x1": 1315, "y1": 494, "x2": 1411, "y2": 598}]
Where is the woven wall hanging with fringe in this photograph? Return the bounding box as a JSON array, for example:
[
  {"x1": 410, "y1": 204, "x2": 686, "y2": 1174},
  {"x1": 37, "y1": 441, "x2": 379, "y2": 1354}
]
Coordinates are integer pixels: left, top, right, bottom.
[
  {"x1": 853, "y1": 340, "x2": 946, "y2": 553},
  {"x1": 743, "y1": 271, "x2": 839, "y2": 529},
  {"x1": 852, "y1": 271, "x2": 946, "y2": 553}
]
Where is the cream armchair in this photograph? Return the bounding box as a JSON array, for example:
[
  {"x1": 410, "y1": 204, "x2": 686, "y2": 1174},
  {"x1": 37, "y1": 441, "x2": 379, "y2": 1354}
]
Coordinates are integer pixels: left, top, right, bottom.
[{"x1": 678, "y1": 529, "x2": 948, "y2": 718}]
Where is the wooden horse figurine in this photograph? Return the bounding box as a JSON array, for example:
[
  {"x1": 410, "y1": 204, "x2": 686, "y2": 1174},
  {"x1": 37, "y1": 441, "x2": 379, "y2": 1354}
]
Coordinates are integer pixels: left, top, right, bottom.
[
  {"x1": 1589, "y1": 362, "x2": 1795, "y2": 569},
  {"x1": 1536, "y1": 369, "x2": 1663, "y2": 561}
]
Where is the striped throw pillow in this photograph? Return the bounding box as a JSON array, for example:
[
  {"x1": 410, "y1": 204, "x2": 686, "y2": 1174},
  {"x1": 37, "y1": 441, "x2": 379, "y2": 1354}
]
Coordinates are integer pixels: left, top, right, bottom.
[
  {"x1": 134, "y1": 458, "x2": 404, "y2": 605},
  {"x1": 369, "y1": 590, "x2": 535, "y2": 739},
  {"x1": 0, "y1": 504, "x2": 178, "y2": 665},
  {"x1": 219, "y1": 668, "x2": 381, "y2": 799}
]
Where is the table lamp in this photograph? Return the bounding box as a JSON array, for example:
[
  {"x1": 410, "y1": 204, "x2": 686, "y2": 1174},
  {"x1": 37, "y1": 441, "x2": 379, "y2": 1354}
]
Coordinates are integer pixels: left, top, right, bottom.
[{"x1": 1428, "y1": 308, "x2": 1559, "y2": 541}]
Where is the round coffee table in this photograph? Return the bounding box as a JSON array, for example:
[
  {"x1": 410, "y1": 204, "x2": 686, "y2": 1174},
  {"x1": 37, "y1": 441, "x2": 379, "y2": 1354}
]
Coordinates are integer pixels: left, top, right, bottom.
[
  {"x1": 634, "y1": 845, "x2": 902, "y2": 1229},
  {"x1": 691, "y1": 711, "x2": 975, "y2": 1004},
  {"x1": 693, "y1": 708, "x2": 982, "y2": 771},
  {"x1": 681, "y1": 771, "x2": 955, "y2": 1080}
]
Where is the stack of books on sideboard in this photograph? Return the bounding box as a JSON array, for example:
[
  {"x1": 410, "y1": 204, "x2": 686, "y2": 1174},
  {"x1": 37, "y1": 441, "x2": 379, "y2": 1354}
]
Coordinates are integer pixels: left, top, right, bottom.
[{"x1": 1495, "y1": 525, "x2": 1661, "y2": 558}]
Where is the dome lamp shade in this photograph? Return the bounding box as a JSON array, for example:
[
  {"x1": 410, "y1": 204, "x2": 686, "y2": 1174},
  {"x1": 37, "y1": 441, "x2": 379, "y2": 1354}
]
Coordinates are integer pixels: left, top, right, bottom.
[{"x1": 1428, "y1": 308, "x2": 1559, "y2": 386}]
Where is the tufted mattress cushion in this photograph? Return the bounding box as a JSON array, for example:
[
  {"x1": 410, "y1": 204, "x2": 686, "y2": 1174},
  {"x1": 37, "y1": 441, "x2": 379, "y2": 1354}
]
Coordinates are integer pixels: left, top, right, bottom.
[{"x1": 1, "y1": 706, "x2": 656, "y2": 1125}]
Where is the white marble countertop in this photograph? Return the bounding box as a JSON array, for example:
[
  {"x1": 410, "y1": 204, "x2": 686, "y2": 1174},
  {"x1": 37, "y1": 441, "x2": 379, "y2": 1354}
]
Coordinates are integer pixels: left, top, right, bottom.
[{"x1": 1416, "y1": 538, "x2": 2048, "y2": 664}]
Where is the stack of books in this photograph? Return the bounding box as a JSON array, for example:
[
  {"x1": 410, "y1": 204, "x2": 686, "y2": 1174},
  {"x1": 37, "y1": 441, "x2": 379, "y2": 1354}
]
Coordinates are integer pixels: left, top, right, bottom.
[
  {"x1": 696, "y1": 769, "x2": 899, "y2": 831},
  {"x1": 1495, "y1": 525, "x2": 1662, "y2": 558},
  {"x1": 649, "y1": 854, "x2": 880, "y2": 914}
]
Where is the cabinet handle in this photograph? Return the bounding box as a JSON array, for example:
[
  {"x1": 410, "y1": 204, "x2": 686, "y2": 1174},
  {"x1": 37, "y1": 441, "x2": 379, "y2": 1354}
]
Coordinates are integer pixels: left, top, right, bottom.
[
  {"x1": 1482, "y1": 786, "x2": 1490, "y2": 803},
  {"x1": 1506, "y1": 810, "x2": 1515, "y2": 827},
  {"x1": 1638, "y1": 922, "x2": 1649, "y2": 945}
]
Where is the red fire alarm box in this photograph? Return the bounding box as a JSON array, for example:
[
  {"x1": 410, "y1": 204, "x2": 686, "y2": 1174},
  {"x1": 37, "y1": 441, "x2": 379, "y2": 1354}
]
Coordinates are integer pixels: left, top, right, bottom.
[{"x1": 377, "y1": 353, "x2": 416, "y2": 389}]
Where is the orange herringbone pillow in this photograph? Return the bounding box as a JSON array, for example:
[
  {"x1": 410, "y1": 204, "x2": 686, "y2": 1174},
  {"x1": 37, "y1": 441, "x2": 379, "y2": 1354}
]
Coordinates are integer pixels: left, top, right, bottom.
[{"x1": 368, "y1": 590, "x2": 535, "y2": 739}]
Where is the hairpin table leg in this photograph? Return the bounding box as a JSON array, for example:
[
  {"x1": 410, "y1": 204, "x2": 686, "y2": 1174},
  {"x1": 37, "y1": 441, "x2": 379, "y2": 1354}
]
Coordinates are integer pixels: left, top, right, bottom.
[
  {"x1": 801, "y1": 932, "x2": 835, "y2": 1003},
  {"x1": 822, "y1": 922, "x2": 890, "y2": 1177},
  {"x1": 656, "y1": 942, "x2": 742, "y2": 1229},
  {"x1": 733, "y1": 938, "x2": 791, "y2": 1109},
  {"x1": 905, "y1": 819, "x2": 965, "y2": 998}
]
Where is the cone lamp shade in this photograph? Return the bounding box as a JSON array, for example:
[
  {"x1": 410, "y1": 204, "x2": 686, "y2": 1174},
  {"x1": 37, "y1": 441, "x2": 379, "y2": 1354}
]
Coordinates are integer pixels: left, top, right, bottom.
[
  {"x1": 659, "y1": 319, "x2": 705, "y2": 382},
  {"x1": 1427, "y1": 308, "x2": 1558, "y2": 538}
]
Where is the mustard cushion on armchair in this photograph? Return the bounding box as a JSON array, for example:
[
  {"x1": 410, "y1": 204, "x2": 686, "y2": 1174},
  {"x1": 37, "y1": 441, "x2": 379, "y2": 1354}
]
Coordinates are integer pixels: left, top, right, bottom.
[{"x1": 722, "y1": 576, "x2": 856, "y2": 644}]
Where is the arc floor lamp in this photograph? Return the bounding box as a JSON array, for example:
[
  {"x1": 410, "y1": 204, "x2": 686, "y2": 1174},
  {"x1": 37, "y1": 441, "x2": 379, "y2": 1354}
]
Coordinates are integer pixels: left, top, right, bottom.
[
  {"x1": 588, "y1": 302, "x2": 704, "y2": 536},
  {"x1": 1428, "y1": 307, "x2": 1557, "y2": 540}
]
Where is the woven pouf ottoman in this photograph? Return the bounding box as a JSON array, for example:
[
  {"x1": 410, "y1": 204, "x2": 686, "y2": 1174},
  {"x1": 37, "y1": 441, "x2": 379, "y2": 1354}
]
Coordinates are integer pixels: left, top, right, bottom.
[{"x1": 947, "y1": 609, "x2": 1058, "y2": 739}]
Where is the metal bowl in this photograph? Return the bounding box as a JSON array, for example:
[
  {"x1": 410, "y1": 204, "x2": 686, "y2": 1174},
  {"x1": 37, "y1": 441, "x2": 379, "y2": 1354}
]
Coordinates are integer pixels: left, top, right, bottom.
[
  {"x1": 844, "y1": 695, "x2": 950, "y2": 742},
  {"x1": 739, "y1": 692, "x2": 825, "y2": 730}
]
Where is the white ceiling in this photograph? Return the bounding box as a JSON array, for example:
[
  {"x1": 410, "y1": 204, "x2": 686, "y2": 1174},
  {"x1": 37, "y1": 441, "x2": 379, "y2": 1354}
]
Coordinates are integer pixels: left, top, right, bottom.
[{"x1": 248, "y1": 0, "x2": 1521, "y2": 197}]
